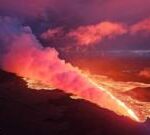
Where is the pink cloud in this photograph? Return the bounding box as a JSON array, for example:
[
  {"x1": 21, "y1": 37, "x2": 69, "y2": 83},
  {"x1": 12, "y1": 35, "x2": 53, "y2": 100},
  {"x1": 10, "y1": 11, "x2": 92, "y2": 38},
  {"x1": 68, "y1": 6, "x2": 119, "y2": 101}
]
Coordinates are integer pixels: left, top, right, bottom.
[
  {"x1": 41, "y1": 27, "x2": 63, "y2": 40},
  {"x1": 68, "y1": 21, "x2": 127, "y2": 46},
  {"x1": 130, "y1": 18, "x2": 150, "y2": 34}
]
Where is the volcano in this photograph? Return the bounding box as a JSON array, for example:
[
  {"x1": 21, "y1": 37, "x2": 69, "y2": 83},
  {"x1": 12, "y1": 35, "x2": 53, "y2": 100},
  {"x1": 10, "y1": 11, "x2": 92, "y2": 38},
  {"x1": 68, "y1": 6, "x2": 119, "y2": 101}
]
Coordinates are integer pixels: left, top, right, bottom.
[
  {"x1": 0, "y1": 0, "x2": 150, "y2": 135},
  {"x1": 0, "y1": 69, "x2": 150, "y2": 135}
]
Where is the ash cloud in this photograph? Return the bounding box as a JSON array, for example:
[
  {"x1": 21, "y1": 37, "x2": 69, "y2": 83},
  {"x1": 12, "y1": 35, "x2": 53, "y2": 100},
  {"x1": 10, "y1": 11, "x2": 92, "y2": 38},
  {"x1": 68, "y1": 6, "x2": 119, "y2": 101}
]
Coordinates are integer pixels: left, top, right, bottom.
[{"x1": 0, "y1": 17, "x2": 90, "y2": 95}]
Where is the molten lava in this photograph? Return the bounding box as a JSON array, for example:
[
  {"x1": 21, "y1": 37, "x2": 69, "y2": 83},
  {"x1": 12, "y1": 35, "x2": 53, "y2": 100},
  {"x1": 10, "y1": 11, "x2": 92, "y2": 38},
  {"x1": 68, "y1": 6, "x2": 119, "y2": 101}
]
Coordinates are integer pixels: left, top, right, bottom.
[
  {"x1": 23, "y1": 72, "x2": 150, "y2": 123},
  {"x1": 88, "y1": 78, "x2": 140, "y2": 122}
]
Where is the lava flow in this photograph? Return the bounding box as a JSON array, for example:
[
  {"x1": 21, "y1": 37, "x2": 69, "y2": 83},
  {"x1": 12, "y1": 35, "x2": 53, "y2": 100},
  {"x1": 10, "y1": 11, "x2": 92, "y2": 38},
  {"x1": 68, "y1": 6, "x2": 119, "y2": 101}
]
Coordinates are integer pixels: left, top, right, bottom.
[
  {"x1": 23, "y1": 72, "x2": 150, "y2": 123},
  {"x1": 23, "y1": 73, "x2": 145, "y2": 123}
]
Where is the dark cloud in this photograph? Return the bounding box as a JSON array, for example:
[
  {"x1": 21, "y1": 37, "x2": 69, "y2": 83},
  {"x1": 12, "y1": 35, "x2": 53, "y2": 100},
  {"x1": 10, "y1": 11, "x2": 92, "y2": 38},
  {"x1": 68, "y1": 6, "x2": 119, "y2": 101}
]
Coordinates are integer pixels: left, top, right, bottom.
[
  {"x1": 0, "y1": 0, "x2": 150, "y2": 23},
  {"x1": 0, "y1": 0, "x2": 150, "y2": 54}
]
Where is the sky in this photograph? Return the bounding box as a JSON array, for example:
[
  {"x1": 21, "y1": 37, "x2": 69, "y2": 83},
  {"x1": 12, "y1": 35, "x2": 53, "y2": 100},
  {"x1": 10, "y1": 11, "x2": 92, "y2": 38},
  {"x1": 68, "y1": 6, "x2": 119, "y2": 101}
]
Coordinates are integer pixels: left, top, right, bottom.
[{"x1": 0, "y1": 0, "x2": 150, "y2": 56}]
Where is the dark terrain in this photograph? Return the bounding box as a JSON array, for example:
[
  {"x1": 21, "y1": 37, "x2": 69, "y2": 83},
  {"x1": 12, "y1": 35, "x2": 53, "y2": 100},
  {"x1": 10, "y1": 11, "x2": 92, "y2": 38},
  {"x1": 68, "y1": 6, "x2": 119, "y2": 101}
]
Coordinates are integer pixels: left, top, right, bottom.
[{"x1": 0, "y1": 69, "x2": 150, "y2": 135}]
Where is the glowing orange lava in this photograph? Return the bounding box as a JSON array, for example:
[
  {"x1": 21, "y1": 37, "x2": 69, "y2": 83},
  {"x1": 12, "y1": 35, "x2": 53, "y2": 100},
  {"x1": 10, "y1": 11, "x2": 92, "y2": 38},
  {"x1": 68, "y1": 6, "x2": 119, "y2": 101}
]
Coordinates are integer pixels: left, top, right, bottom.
[
  {"x1": 88, "y1": 78, "x2": 140, "y2": 122},
  {"x1": 22, "y1": 72, "x2": 150, "y2": 123}
]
